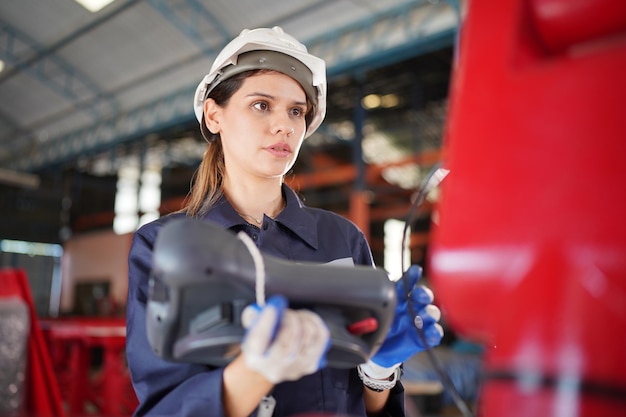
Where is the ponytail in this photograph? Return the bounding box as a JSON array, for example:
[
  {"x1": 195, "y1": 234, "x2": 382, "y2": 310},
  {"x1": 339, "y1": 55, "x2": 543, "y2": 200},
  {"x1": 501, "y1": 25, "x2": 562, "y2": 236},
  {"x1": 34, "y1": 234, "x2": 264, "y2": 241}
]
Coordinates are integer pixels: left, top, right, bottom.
[{"x1": 179, "y1": 140, "x2": 225, "y2": 217}]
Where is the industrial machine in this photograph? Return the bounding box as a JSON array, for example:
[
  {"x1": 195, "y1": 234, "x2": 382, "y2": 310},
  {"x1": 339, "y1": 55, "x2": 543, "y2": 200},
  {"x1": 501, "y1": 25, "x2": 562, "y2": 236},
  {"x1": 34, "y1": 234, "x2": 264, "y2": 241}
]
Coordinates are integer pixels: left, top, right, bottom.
[{"x1": 429, "y1": 0, "x2": 626, "y2": 416}]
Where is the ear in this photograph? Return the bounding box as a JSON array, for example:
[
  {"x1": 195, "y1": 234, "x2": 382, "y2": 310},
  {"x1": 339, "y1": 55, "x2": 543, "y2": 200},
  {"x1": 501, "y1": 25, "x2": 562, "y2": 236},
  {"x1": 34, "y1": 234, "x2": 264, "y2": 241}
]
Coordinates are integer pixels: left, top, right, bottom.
[{"x1": 203, "y1": 98, "x2": 221, "y2": 134}]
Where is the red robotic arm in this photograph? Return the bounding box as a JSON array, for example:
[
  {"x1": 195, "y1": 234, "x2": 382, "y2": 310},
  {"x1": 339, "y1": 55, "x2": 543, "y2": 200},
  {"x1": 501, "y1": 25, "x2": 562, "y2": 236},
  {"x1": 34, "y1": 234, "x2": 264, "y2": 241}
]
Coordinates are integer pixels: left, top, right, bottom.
[{"x1": 429, "y1": 0, "x2": 626, "y2": 416}]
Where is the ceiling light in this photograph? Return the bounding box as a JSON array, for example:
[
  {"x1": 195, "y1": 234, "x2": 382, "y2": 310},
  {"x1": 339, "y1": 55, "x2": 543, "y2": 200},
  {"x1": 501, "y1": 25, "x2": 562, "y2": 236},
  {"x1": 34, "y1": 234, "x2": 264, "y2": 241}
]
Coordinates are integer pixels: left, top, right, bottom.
[
  {"x1": 362, "y1": 94, "x2": 381, "y2": 110},
  {"x1": 0, "y1": 59, "x2": 5, "y2": 73},
  {"x1": 381, "y1": 94, "x2": 400, "y2": 108},
  {"x1": 74, "y1": 0, "x2": 116, "y2": 13}
]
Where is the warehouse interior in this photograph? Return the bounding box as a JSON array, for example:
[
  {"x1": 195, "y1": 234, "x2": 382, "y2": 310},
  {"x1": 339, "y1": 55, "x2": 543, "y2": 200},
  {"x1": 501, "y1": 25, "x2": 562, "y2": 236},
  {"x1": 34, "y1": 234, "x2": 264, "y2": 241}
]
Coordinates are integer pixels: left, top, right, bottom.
[{"x1": 0, "y1": 0, "x2": 480, "y2": 416}]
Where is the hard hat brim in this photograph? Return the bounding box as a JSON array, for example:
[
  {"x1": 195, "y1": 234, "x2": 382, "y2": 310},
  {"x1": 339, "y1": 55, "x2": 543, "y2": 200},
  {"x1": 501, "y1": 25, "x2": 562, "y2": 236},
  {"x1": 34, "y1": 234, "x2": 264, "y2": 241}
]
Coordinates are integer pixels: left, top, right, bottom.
[{"x1": 199, "y1": 50, "x2": 324, "y2": 142}]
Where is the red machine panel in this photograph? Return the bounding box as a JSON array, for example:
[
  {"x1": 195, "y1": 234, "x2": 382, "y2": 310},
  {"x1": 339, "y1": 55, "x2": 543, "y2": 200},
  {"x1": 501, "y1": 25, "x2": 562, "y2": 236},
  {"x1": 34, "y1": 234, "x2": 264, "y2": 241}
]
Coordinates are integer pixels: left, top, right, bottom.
[{"x1": 429, "y1": 0, "x2": 626, "y2": 416}]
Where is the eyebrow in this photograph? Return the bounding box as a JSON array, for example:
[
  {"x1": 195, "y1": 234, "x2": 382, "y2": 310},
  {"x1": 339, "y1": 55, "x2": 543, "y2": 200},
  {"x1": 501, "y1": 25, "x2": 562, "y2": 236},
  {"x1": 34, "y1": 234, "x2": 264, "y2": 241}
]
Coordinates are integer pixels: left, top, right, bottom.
[{"x1": 246, "y1": 92, "x2": 307, "y2": 107}]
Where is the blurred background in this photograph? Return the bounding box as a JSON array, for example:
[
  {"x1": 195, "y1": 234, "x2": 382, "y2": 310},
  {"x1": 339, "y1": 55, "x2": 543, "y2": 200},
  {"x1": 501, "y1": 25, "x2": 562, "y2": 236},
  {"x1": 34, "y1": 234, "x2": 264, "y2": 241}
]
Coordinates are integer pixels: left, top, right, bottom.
[{"x1": 0, "y1": 1, "x2": 480, "y2": 416}]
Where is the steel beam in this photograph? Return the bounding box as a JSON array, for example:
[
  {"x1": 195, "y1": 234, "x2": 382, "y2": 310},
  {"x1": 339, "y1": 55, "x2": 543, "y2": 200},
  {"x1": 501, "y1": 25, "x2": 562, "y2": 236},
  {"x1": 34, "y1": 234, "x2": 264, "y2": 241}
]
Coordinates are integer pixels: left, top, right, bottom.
[{"x1": 146, "y1": 0, "x2": 231, "y2": 49}]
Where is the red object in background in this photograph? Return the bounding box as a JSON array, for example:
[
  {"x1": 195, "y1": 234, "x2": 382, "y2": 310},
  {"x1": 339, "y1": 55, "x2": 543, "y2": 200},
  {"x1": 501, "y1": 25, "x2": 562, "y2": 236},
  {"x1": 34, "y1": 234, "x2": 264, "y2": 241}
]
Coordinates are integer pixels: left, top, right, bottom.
[
  {"x1": 429, "y1": 0, "x2": 626, "y2": 416},
  {"x1": 0, "y1": 268, "x2": 66, "y2": 417},
  {"x1": 40, "y1": 317, "x2": 138, "y2": 417}
]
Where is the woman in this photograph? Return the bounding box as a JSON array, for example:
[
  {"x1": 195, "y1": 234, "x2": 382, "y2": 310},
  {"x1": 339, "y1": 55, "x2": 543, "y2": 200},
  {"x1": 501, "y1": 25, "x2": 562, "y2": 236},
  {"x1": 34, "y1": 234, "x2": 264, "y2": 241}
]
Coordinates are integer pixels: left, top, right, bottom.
[{"x1": 126, "y1": 27, "x2": 443, "y2": 417}]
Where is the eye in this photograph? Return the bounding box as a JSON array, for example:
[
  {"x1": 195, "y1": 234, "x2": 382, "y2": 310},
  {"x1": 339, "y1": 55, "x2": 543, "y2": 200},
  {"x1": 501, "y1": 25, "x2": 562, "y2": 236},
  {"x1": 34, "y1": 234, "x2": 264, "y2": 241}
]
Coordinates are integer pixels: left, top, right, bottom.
[
  {"x1": 252, "y1": 101, "x2": 270, "y2": 111},
  {"x1": 290, "y1": 107, "x2": 305, "y2": 118}
]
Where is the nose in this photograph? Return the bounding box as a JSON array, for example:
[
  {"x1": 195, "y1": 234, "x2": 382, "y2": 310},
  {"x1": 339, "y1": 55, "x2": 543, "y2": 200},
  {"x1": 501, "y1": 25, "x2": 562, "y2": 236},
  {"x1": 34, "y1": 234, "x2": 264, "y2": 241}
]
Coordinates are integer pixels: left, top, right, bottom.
[{"x1": 270, "y1": 113, "x2": 297, "y2": 138}]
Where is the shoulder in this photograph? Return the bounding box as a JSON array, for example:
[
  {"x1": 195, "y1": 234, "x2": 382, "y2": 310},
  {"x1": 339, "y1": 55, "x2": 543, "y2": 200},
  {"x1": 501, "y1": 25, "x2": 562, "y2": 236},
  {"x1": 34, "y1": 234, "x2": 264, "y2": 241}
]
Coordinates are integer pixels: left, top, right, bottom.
[
  {"x1": 131, "y1": 212, "x2": 188, "y2": 251},
  {"x1": 284, "y1": 185, "x2": 365, "y2": 239},
  {"x1": 301, "y1": 206, "x2": 373, "y2": 266},
  {"x1": 128, "y1": 213, "x2": 189, "y2": 292},
  {"x1": 304, "y1": 206, "x2": 364, "y2": 237}
]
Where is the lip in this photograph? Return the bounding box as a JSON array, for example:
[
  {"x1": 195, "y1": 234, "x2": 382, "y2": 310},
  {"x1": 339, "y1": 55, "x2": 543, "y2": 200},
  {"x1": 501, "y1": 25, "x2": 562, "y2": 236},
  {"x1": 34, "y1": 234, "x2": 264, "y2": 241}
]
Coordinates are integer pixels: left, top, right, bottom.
[{"x1": 264, "y1": 142, "x2": 293, "y2": 157}]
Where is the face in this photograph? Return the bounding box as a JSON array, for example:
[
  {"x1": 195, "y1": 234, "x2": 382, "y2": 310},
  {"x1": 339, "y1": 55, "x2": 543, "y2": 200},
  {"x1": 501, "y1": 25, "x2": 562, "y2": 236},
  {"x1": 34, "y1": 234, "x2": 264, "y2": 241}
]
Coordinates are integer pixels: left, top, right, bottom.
[{"x1": 203, "y1": 71, "x2": 308, "y2": 183}]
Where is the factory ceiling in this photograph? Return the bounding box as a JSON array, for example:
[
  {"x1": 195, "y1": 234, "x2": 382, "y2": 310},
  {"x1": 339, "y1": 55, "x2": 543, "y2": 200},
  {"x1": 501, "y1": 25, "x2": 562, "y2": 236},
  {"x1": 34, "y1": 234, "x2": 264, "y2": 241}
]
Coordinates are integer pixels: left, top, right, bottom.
[{"x1": 0, "y1": 0, "x2": 459, "y2": 246}]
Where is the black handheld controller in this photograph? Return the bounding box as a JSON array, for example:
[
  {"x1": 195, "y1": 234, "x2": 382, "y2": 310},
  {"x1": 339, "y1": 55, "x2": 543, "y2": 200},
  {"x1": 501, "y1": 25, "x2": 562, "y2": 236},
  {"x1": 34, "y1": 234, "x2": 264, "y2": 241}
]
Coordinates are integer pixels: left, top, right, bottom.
[{"x1": 146, "y1": 218, "x2": 396, "y2": 369}]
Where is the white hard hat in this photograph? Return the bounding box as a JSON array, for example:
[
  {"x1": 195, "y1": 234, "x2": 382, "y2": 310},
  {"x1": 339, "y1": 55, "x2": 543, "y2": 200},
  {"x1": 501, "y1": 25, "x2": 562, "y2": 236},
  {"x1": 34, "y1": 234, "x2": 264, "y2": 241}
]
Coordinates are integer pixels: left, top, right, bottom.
[{"x1": 194, "y1": 26, "x2": 327, "y2": 141}]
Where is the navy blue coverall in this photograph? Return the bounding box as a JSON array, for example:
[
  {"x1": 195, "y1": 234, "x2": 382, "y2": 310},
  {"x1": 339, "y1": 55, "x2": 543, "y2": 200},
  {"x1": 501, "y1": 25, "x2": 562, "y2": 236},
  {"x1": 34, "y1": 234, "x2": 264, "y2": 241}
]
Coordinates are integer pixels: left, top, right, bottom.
[{"x1": 126, "y1": 184, "x2": 405, "y2": 416}]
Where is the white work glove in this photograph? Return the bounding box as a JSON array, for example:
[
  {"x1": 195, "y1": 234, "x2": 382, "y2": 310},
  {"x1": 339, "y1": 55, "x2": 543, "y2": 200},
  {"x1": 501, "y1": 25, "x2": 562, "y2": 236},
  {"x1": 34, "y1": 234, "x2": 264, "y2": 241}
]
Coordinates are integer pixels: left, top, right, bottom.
[{"x1": 241, "y1": 295, "x2": 330, "y2": 384}]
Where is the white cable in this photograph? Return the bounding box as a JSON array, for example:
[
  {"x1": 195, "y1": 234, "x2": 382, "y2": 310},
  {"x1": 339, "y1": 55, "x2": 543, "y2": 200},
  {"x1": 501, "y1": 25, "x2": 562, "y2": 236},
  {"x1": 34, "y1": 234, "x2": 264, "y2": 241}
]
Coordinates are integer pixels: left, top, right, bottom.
[{"x1": 237, "y1": 231, "x2": 266, "y2": 306}]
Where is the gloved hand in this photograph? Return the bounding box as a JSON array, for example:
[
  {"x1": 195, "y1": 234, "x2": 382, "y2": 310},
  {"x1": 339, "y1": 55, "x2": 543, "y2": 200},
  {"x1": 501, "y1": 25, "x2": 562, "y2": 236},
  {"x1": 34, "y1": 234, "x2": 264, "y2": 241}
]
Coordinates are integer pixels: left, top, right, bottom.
[
  {"x1": 361, "y1": 265, "x2": 443, "y2": 380},
  {"x1": 241, "y1": 295, "x2": 330, "y2": 384}
]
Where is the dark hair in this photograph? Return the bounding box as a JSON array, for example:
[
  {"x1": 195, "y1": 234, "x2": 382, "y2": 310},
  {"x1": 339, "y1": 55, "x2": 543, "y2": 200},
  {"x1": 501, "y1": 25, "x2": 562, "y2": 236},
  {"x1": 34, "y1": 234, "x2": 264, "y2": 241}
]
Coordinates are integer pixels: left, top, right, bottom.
[
  {"x1": 178, "y1": 72, "x2": 250, "y2": 216},
  {"x1": 201, "y1": 72, "x2": 249, "y2": 142}
]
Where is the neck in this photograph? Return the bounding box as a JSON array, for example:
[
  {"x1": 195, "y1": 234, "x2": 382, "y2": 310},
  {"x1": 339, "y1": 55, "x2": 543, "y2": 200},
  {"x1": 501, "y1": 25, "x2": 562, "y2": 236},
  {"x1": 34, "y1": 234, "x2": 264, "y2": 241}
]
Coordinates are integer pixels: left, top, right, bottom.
[{"x1": 224, "y1": 176, "x2": 285, "y2": 225}]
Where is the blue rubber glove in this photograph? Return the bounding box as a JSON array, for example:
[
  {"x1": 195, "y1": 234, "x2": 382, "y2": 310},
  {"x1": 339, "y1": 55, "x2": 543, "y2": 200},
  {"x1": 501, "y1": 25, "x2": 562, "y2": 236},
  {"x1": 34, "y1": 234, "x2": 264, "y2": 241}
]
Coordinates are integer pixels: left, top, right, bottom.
[
  {"x1": 364, "y1": 265, "x2": 443, "y2": 378},
  {"x1": 241, "y1": 295, "x2": 330, "y2": 383}
]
